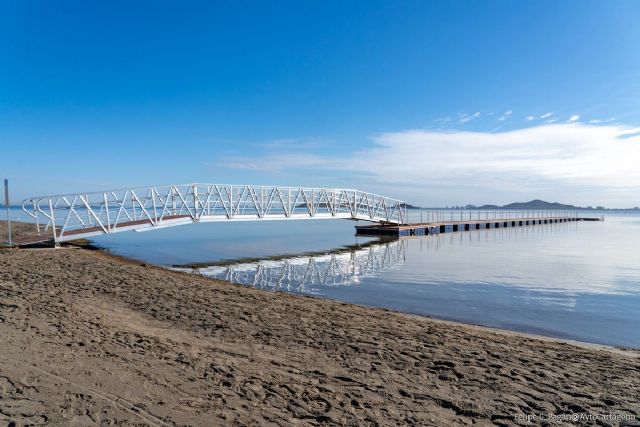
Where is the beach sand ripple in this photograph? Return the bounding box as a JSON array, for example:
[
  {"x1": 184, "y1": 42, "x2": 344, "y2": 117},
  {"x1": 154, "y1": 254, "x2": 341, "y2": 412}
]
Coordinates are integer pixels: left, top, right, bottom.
[{"x1": 1, "y1": 247, "x2": 639, "y2": 426}]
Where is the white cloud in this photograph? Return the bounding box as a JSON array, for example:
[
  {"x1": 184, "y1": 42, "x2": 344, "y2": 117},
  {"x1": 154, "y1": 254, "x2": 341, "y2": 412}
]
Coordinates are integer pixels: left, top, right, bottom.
[
  {"x1": 260, "y1": 138, "x2": 322, "y2": 150},
  {"x1": 568, "y1": 115, "x2": 580, "y2": 122},
  {"x1": 359, "y1": 124, "x2": 640, "y2": 189},
  {"x1": 223, "y1": 153, "x2": 330, "y2": 172},
  {"x1": 589, "y1": 118, "x2": 616, "y2": 124},
  {"x1": 220, "y1": 123, "x2": 640, "y2": 205},
  {"x1": 526, "y1": 115, "x2": 535, "y2": 121},
  {"x1": 540, "y1": 112, "x2": 553, "y2": 119},
  {"x1": 498, "y1": 110, "x2": 513, "y2": 121},
  {"x1": 458, "y1": 112, "x2": 481, "y2": 123}
]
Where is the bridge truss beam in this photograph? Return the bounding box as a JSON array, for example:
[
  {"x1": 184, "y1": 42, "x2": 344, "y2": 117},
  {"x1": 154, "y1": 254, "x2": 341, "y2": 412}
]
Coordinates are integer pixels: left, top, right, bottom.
[{"x1": 21, "y1": 184, "x2": 408, "y2": 243}]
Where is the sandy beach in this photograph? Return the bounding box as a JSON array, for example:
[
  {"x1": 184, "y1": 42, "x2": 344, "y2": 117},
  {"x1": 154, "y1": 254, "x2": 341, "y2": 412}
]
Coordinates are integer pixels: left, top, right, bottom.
[{"x1": 1, "y1": 238, "x2": 639, "y2": 425}]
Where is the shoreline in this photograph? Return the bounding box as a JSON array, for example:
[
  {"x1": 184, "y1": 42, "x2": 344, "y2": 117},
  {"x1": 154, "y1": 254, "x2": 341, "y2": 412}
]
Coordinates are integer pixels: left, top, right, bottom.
[
  {"x1": 75, "y1": 241, "x2": 640, "y2": 354},
  {"x1": 186, "y1": 263, "x2": 640, "y2": 356},
  {"x1": 1, "y1": 241, "x2": 639, "y2": 424}
]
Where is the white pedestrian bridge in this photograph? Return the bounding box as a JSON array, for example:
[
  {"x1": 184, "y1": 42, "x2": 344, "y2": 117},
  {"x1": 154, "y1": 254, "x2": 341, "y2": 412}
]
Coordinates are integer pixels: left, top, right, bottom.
[{"x1": 20, "y1": 184, "x2": 408, "y2": 244}]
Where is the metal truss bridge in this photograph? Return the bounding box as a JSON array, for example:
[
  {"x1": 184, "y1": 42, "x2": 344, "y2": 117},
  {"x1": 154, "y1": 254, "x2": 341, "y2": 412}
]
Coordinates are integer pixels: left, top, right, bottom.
[
  {"x1": 19, "y1": 184, "x2": 407, "y2": 244},
  {"x1": 177, "y1": 239, "x2": 407, "y2": 293}
]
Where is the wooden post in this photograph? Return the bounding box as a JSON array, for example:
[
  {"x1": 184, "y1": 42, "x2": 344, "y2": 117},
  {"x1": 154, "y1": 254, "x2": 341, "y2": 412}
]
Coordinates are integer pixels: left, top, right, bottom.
[{"x1": 4, "y1": 179, "x2": 11, "y2": 246}]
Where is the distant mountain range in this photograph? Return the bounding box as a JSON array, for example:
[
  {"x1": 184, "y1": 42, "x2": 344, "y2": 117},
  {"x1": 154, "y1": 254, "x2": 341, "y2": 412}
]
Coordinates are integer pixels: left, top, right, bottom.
[
  {"x1": 475, "y1": 199, "x2": 580, "y2": 210},
  {"x1": 400, "y1": 203, "x2": 420, "y2": 209}
]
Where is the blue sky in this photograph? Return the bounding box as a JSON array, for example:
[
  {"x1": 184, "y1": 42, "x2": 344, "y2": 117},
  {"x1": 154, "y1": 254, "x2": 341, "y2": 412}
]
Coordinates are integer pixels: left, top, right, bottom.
[{"x1": 1, "y1": 1, "x2": 640, "y2": 206}]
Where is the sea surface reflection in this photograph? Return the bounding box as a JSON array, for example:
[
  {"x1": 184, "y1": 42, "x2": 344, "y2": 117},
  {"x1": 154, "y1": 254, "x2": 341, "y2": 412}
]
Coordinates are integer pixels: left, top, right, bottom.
[
  {"x1": 171, "y1": 215, "x2": 640, "y2": 348},
  {"x1": 176, "y1": 238, "x2": 407, "y2": 294}
]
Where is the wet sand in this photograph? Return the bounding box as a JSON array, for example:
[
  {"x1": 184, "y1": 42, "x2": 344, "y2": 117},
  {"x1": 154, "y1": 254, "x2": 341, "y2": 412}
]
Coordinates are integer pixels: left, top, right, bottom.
[
  {"x1": 1, "y1": 244, "x2": 639, "y2": 426},
  {"x1": 0, "y1": 220, "x2": 44, "y2": 243}
]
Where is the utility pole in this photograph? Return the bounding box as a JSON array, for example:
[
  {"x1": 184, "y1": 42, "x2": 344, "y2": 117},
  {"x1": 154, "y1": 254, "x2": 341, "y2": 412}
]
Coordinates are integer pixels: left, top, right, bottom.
[{"x1": 4, "y1": 179, "x2": 11, "y2": 247}]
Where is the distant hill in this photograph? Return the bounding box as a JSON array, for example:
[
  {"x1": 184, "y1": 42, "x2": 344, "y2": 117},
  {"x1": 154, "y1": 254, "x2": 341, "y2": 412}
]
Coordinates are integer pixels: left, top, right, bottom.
[
  {"x1": 477, "y1": 199, "x2": 578, "y2": 210},
  {"x1": 399, "y1": 202, "x2": 420, "y2": 209}
]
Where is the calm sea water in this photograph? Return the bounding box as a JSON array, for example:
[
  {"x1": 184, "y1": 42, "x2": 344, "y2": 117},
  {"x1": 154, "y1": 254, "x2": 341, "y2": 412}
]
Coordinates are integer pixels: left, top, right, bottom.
[{"x1": 5, "y1": 207, "x2": 640, "y2": 347}]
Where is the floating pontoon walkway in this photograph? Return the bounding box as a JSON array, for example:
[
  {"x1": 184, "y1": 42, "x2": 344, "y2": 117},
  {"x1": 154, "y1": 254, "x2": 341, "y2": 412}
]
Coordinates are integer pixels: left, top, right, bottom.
[{"x1": 355, "y1": 216, "x2": 602, "y2": 237}]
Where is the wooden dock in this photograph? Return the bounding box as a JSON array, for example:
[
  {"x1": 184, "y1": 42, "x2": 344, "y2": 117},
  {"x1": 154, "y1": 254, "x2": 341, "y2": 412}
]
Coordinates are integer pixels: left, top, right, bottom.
[{"x1": 355, "y1": 216, "x2": 602, "y2": 237}]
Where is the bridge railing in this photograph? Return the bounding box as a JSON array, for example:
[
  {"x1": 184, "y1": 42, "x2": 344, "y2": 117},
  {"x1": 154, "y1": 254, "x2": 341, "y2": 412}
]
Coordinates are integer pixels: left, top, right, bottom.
[
  {"x1": 21, "y1": 184, "x2": 407, "y2": 242},
  {"x1": 406, "y1": 209, "x2": 580, "y2": 223}
]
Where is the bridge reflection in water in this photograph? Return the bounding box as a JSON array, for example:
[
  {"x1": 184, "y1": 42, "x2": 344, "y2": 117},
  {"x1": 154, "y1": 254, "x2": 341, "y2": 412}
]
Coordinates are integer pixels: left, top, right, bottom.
[
  {"x1": 175, "y1": 221, "x2": 582, "y2": 296},
  {"x1": 178, "y1": 239, "x2": 407, "y2": 293},
  {"x1": 144, "y1": 216, "x2": 640, "y2": 347}
]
